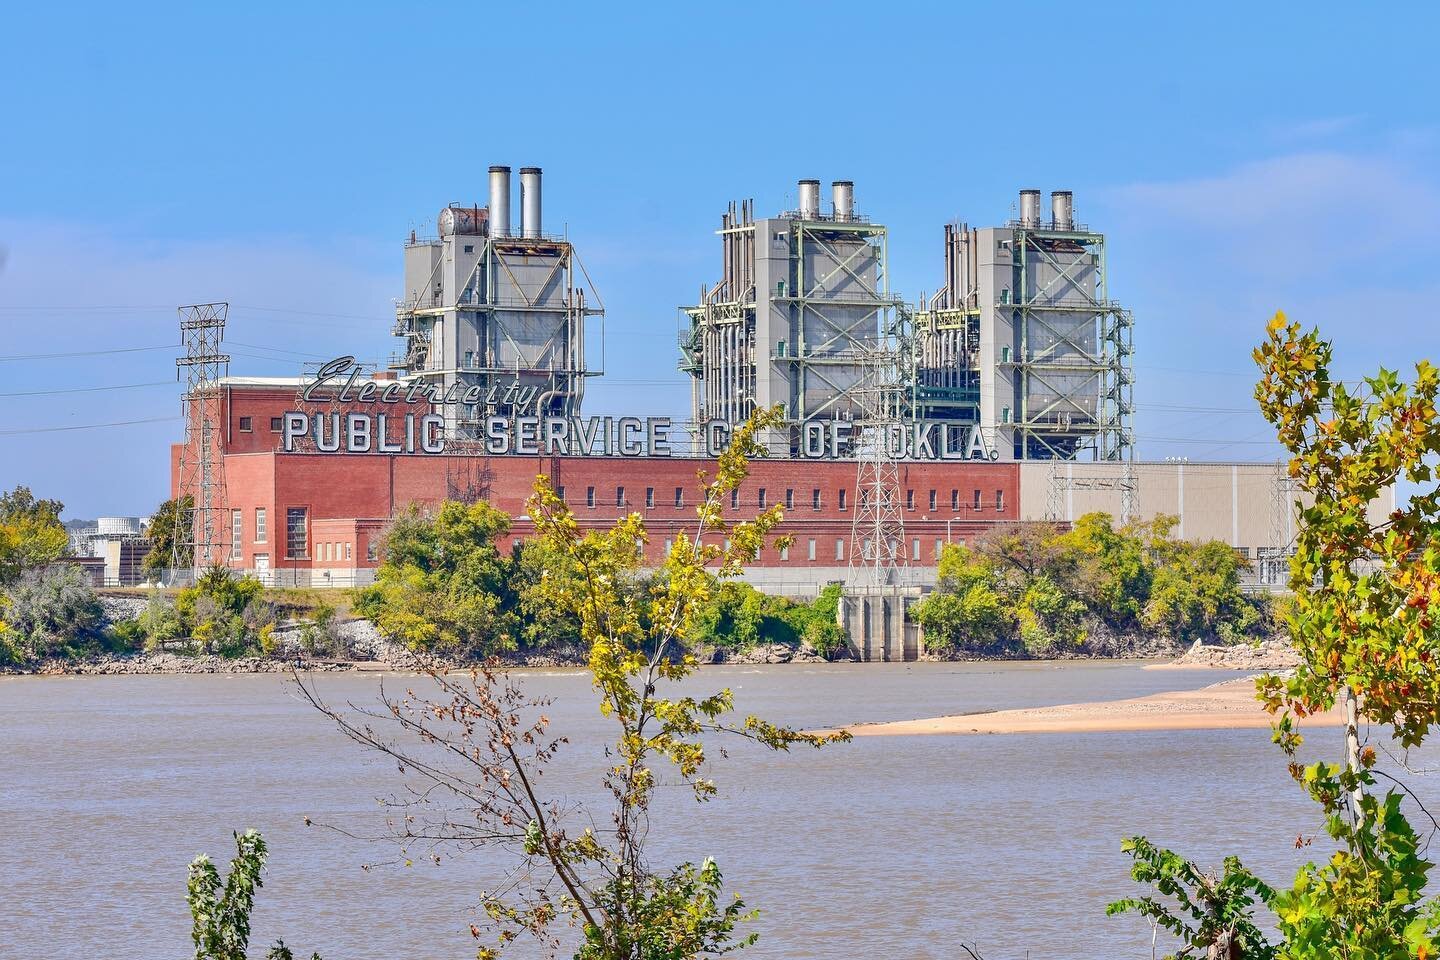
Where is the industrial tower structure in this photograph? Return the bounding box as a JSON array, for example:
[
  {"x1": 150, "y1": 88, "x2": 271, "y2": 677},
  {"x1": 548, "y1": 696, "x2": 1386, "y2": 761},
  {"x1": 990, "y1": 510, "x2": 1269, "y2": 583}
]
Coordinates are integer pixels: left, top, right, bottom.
[
  {"x1": 393, "y1": 165, "x2": 605, "y2": 438},
  {"x1": 680, "y1": 182, "x2": 1134, "y2": 465},
  {"x1": 678, "y1": 179, "x2": 908, "y2": 455},
  {"x1": 914, "y1": 189, "x2": 1134, "y2": 461},
  {"x1": 174, "y1": 302, "x2": 231, "y2": 573}
]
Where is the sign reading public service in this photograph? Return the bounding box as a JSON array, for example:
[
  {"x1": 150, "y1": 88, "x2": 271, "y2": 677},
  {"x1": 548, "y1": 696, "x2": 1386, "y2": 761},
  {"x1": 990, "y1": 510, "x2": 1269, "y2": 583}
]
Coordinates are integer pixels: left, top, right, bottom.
[{"x1": 282, "y1": 356, "x2": 997, "y2": 461}]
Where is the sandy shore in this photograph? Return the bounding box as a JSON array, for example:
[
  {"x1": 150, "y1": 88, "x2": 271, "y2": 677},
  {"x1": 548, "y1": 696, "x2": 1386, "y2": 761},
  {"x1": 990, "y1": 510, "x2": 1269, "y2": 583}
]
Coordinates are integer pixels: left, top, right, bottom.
[{"x1": 843, "y1": 677, "x2": 1342, "y2": 736}]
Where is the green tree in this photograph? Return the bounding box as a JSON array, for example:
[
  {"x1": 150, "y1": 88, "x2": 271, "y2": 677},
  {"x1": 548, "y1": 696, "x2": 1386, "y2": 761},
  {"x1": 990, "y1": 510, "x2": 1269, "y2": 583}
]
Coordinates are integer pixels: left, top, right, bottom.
[
  {"x1": 187, "y1": 829, "x2": 320, "y2": 960},
  {"x1": 913, "y1": 545, "x2": 1012, "y2": 654},
  {"x1": 1057, "y1": 512, "x2": 1152, "y2": 625},
  {"x1": 1143, "y1": 540, "x2": 1259, "y2": 644},
  {"x1": 299, "y1": 408, "x2": 848, "y2": 959},
  {"x1": 1112, "y1": 312, "x2": 1440, "y2": 958},
  {"x1": 0, "y1": 485, "x2": 68, "y2": 585},
  {"x1": 144, "y1": 495, "x2": 193, "y2": 575},
  {"x1": 352, "y1": 500, "x2": 519, "y2": 655}
]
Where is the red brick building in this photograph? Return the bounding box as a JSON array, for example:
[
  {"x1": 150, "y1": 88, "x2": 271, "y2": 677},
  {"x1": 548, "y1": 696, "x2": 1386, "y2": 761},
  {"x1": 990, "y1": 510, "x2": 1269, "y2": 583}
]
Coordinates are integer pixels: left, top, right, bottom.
[{"x1": 173, "y1": 379, "x2": 1019, "y2": 579}]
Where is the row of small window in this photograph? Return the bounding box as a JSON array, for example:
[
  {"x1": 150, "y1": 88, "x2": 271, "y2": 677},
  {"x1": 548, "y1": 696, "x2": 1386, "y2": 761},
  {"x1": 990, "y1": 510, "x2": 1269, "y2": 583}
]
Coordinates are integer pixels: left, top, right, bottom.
[
  {"x1": 556, "y1": 485, "x2": 1006, "y2": 512},
  {"x1": 237, "y1": 416, "x2": 285, "y2": 433},
  {"x1": 229, "y1": 507, "x2": 377, "y2": 563},
  {"x1": 659, "y1": 537, "x2": 958, "y2": 563}
]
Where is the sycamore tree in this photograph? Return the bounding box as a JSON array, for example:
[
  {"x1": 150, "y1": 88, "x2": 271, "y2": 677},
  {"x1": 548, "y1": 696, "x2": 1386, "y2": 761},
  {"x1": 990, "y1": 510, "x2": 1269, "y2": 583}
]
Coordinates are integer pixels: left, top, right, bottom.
[
  {"x1": 1111, "y1": 312, "x2": 1440, "y2": 959},
  {"x1": 298, "y1": 407, "x2": 849, "y2": 960}
]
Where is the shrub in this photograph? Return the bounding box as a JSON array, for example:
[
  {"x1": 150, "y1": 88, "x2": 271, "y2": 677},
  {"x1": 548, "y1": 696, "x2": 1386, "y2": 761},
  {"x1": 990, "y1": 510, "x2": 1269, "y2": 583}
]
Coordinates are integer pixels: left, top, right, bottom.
[{"x1": 3, "y1": 564, "x2": 105, "y2": 659}]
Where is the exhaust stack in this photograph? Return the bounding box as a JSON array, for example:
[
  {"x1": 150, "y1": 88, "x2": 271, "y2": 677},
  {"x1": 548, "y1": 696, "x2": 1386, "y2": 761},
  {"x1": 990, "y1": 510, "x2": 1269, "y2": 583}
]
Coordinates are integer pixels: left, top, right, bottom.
[
  {"x1": 520, "y1": 166, "x2": 542, "y2": 238},
  {"x1": 832, "y1": 180, "x2": 854, "y2": 221},
  {"x1": 797, "y1": 179, "x2": 820, "y2": 219},
  {"x1": 1019, "y1": 189, "x2": 1041, "y2": 228},
  {"x1": 488, "y1": 165, "x2": 511, "y2": 237},
  {"x1": 1051, "y1": 190, "x2": 1073, "y2": 230}
]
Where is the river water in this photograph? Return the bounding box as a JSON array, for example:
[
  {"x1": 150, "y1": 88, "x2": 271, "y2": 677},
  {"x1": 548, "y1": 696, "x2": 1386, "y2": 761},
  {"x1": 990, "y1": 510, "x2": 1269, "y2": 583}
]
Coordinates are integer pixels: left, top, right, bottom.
[{"x1": 0, "y1": 662, "x2": 1402, "y2": 958}]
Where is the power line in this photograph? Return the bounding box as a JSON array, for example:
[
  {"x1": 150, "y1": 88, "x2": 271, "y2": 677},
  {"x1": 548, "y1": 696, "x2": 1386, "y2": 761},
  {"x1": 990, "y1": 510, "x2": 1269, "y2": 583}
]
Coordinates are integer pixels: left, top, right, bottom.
[
  {"x1": 0, "y1": 380, "x2": 172, "y2": 398},
  {"x1": 0, "y1": 344, "x2": 174, "y2": 362},
  {"x1": 0, "y1": 416, "x2": 180, "y2": 437}
]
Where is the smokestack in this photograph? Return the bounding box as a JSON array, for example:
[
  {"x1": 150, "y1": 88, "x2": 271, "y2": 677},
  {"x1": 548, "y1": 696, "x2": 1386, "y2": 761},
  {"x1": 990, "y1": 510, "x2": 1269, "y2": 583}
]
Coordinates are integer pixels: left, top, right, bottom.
[
  {"x1": 520, "y1": 166, "x2": 542, "y2": 238},
  {"x1": 1019, "y1": 189, "x2": 1041, "y2": 228},
  {"x1": 1050, "y1": 190, "x2": 1073, "y2": 230},
  {"x1": 798, "y1": 179, "x2": 820, "y2": 219},
  {"x1": 488, "y1": 165, "x2": 511, "y2": 237},
  {"x1": 832, "y1": 180, "x2": 854, "y2": 221}
]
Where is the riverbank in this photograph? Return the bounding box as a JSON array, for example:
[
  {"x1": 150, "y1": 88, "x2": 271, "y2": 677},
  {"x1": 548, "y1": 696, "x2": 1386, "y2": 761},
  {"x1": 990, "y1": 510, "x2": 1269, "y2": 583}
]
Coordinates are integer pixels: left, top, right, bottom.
[{"x1": 841, "y1": 675, "x2": 1335, "y2": 736}]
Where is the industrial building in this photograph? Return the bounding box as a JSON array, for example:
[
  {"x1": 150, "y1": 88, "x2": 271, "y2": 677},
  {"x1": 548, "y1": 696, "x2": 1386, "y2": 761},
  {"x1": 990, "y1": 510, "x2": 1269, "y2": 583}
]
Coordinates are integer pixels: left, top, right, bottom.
[
  {"x1": 679, "y1": 180, "x2": 1133, "y2": 463},
  {"x1": 391, "y1": 166, "x2": 603, "y2": 439},
  {"x1": 167, "y1": 168, "x2": 1350, "y2": 593}
]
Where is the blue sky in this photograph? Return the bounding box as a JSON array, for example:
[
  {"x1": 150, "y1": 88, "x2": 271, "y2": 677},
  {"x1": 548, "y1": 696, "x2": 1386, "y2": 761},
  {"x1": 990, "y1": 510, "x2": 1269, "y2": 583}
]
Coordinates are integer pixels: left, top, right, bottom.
[{"x1": 2, "y1": 3, "x2": 1438, "y2": 518}]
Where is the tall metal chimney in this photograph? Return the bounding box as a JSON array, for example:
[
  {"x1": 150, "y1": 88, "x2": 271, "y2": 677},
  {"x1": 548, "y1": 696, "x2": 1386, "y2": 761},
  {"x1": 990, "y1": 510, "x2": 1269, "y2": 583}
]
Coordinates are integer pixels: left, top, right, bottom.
[
  {"x1": 488, "y1": 165, "x2": 511, "y2": 237},
  {"x1": 832, "y1": 180, "x2": 854, "y2": 221},
  {"x1": 520, "y1": 166, "x2": 542, "y2": 238},
  {"x1": 1019, "y1": 189, "x2": 1041, "y2": 228},
  {"x1": 1050, "y1": 190, "x2": 1073, "y2": 230},
  {"x1": 798, "y1": 179, "x2": 820, "y2": 219}
]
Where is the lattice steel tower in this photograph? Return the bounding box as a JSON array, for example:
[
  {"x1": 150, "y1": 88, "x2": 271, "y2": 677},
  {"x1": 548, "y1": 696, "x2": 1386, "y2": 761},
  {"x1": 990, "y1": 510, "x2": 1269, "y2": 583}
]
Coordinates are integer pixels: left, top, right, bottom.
[{"x1": 174, "y1": 302, "x2": 230, "y2": 572}]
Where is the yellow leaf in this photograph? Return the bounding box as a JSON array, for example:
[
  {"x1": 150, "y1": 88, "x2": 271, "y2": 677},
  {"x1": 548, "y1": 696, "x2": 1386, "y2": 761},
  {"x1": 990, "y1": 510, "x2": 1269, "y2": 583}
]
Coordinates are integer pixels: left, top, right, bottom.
[{"x1": 1268, "y1": 311, "x2": 1287, "y2": 333}]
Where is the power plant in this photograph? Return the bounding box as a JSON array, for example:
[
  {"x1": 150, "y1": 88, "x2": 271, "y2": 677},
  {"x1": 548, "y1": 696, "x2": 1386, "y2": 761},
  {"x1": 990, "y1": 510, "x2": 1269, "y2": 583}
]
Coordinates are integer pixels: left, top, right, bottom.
[
  {"x1": 392, "y1": 165, "x2": 603, "y2": 439},
  {"x1": 680, "y1": 180, "x2": 1134, "y2": 462}
]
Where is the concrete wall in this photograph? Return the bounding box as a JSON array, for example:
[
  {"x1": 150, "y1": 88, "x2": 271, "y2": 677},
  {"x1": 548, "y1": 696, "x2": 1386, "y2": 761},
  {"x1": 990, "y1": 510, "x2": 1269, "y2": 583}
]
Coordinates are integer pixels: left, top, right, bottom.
[{"x1": 1018, "y1": 460, "x2": 1395, "y2": 555}]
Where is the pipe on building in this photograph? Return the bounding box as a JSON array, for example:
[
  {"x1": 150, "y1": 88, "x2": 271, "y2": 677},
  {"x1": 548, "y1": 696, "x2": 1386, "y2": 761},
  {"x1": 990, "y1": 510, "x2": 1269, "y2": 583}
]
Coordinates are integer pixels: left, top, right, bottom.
[
  {"x1": 520, "y1": 167, "x2": 542, "y2": 238},
  {"x1": 488, "y1": 165, "x2": 511, "y2": 237},
  {"x1": 798, "y1": 179, "x2": 820, "y2": 219},
  {"x1": 1019, "y1": 189, "x2": 1041, "y2": 228},
  {"x1": 1051, "y1": 190, "x2": 1073, "y2": 230},
  {"x1": 832, "y1": 180, "x2": 854, "y2": 221}
]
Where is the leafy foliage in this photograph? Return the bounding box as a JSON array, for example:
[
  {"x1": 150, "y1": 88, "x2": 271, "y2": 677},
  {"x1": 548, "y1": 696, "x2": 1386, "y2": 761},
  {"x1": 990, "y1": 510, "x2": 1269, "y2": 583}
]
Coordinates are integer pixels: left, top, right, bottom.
[
  {"x1": 300, "y1": 407, "x2": 849, "y2": 959},
  {"x1": 2, "y1": 563, "x2": 106, "y2": 660},
  {"x1": 0, "y1": 485, "x2": 68, "y2": 586},
  {"x1": 1108, "y1": 836, "x2": 1276, "y2": 960},
  {"x1": 352, "y1": 500, "x2": 520, "y2": 655},
  {"x1": 144, "y1": 495, "x2": 193, "y2": 576},
  {"x1": 687, "y1": 579, "x2": 849, "y2": 658},
  {"x1": 916, "y1": 518, "x2": 1267, "y2": 656},
  {"x1": 1112, "y1": 312, "x2": 1440, "y2": 958},
  {"x1": 187, "y1": 829, "x2": 320, "y2": 960}
]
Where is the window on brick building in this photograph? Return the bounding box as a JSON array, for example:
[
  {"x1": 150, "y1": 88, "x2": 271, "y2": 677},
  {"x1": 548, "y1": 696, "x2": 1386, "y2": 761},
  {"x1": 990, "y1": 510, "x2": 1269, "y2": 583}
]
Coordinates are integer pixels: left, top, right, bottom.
[
  {"x1": 238, "y1": 417, "x2": 252, "y2": 432},
  {"x1": 556, "y1": 486, "x2": 566, "y2": 502},
  {"x1": 835, "y1": 539, "x2": 845, "y2": 561},
  {"x1": 838, "y1": 489, "x2": 847, "y2": 510},
  {"x1": 269, "y1": 416, "x2": 283, "y2": 432},
  {"x1": 674, "y1": 486, "x2": 684, "y2": 508},
  {"x1": 929, "y1": 490, "x2": 937, "y2": 512},
  {"x1": 779, "y1": 542, "x2": 789, "y2": 561},
  {"x1": 972, "y1": 489, "x2": 982, "y2": 511},
  {"x1": 807, "y1": 538, "x2": 816, "y2": 561},
  {"x1": 645, "y1": 487, "x2": 654, "y2": 508},
  {"x1": 757, "y1": 488, "x2": 766, "y2": 509},
  {"x1": 616, "y1": 486, "x2": 625, "y2": 506},
  {"x1": 231, "y1": 510, "x2": 242, "y2": 560},
  {"x1": 254, "y1": 508, "x2": 266, "y2": 543},
  {"x1": 996, "y1": 489, "x2": 1005, "y2": 511},
  {"x1": 345, "y1": 542, "x2": 352, "y2": 561},
  {"x1": 730, "y1": 490, "x2": 739, "y2": 510},
  {"x1": 905, "y1": 489, "x2": 915, "y2": 511},
  {"x1": 285, "y1": 508, "x2": 308, "y2": 559},
  {"x1": 812, "y1": 488, "x2": 821, "y2": 510},
  {"x1": 912, "y1": 538, "x2": 921, "y2": 560},
  {"x1": 366, "y1": 538, "x2": 378, "y2": 562},
  {"x1": 785, "y1": 488, "x2": 794, "y2": 510},
  {"x1": 951, "y1": 489, "x2": 959, "y2": 511},
  {"x1": 586, "y1": 486, "x2": 596, "y2": 508},
  {"x1": 935, "y1": 538, "x2": 943, "y2": 559}
]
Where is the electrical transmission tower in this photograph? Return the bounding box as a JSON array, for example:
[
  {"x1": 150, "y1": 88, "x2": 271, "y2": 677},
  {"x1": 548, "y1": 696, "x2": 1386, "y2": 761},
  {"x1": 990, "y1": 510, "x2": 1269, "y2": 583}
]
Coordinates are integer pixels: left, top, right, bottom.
[
  {"x1": 849, "y1": 336, "x2": 908, "y2": 585},
  {"x1": 174, "y1": 302, "x2": 231, "y2": 575},
  {"x1": 1264, "y1": 464, "x2": 1300, "y2": 586}
]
